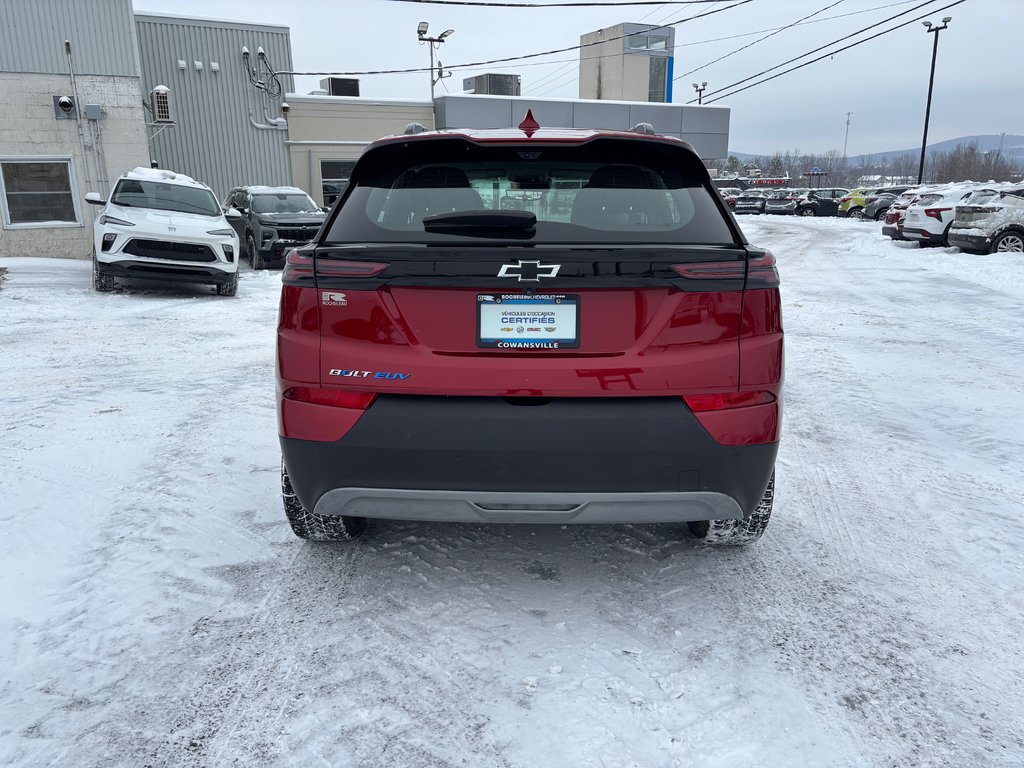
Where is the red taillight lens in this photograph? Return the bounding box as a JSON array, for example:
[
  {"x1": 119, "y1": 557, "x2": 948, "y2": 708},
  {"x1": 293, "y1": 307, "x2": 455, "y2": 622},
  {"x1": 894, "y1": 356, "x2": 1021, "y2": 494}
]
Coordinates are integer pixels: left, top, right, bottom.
[
  {"x1": 672, "y1": 261, "x2": 744, "y2": 280},
  {"x1": 684, "y1": 390, "x2": 776, "y2": 412},
  {"x1": 865, "y1": 196, "x2": 878, "y2": 204},
  {"x1": 283, "y1": 387, "x2": 377, "y2": 410},
  {"x1": 672, "y1": 252, "x2": 779, "y2": 288},
  {"x1": 840, "y1": 197, "x2": 851, "y2": 203},
  {"x1": 282, "y1": 249, "x2": 314, "y2": 285},
  {"x1": 316, "y1": 260, "x2": 389, "y2": 278},
  {"x1": 924, "y1": 207, "x2": 952, "y2": 221},
  {"x1": 746, "y1": 251, "x2": 779, "y2": 288}
]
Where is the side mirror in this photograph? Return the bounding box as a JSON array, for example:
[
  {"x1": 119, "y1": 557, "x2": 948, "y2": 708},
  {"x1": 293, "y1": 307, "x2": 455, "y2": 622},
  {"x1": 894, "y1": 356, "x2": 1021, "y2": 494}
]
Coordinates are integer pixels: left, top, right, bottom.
[
  {"x1": 225, "y1": 208, "x2": 243, "y2": 219},
  {"x1": 84, "y1": 192, "x2": 105, "y2": 205},
  {"x1": 320, "y1": 205, "x2": 329, "y2": 213}
]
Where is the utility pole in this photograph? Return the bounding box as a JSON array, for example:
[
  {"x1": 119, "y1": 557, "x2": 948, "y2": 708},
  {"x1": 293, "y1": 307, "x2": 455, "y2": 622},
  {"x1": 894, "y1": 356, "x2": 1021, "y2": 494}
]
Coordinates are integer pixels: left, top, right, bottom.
[
  {"x1": 416, "y1": 22, "x2": 454, "y2": 100},
  {"x1": 917, "y1": 17, "x2": 952, "y2": 184},
  {"x1": 842, "y1": 112, "x2": 851, "y2": 161},
  {"x1": 692, "y1": 82, "x2": 707, "y2": 105}
]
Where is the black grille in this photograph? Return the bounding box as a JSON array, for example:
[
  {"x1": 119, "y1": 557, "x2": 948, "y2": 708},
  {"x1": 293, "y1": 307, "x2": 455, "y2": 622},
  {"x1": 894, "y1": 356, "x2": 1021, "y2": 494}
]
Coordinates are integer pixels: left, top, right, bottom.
[
  {"x1": 123, "y1": 239, "x2": 217, "y2": 262},
  {"x1": 277, "y1": 226, "x2": 319, "y2": 242}
]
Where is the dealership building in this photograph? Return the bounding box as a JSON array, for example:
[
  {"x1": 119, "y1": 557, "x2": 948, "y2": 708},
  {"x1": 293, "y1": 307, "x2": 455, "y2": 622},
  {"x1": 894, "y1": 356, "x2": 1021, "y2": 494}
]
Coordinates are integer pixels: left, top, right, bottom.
[{"x1": 0, "y1": 1, "x2": 730, "y2": 260}]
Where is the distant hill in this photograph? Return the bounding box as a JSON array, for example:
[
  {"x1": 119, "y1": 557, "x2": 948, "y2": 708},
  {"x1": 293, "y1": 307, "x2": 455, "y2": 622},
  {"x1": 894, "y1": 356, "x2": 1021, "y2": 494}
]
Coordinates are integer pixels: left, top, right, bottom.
[{"x1": 729, "y1": 135, "x2": 1024, "y2": 164}]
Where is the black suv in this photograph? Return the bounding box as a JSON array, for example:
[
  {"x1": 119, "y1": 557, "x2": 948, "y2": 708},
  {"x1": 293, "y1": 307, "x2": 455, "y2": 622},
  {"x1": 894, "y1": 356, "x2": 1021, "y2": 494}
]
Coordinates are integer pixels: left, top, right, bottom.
[{"x1": 224, "y1": 186, "x2": 326, "y2": 269}]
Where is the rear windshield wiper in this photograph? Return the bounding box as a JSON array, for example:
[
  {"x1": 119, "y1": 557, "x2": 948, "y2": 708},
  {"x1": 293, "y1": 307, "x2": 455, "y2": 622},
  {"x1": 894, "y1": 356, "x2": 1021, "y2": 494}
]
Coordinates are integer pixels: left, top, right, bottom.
[{"x1": 422, "y1": 210, "x2": 536, "y2": 231}]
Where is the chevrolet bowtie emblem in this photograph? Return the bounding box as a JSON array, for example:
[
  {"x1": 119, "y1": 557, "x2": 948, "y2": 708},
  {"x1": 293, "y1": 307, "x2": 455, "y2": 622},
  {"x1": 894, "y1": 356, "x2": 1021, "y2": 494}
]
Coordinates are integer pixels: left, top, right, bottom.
[{"x1": 497, "y1": 260, "x2": 561, "y2": 282}]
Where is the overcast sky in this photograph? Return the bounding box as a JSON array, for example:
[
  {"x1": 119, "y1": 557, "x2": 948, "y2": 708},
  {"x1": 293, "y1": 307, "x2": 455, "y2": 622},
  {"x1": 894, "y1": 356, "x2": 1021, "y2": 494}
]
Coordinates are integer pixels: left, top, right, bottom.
[{"x1": 133, "y1": 0, "x2": 1022, "y2": 156}]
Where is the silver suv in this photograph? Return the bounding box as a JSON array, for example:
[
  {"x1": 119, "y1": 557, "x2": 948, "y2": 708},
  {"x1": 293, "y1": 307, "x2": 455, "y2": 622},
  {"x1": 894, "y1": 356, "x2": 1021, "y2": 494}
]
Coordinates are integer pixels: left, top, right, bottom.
[{"x1": 947, "y1": 186, "x2": 1024, "y2": 254}]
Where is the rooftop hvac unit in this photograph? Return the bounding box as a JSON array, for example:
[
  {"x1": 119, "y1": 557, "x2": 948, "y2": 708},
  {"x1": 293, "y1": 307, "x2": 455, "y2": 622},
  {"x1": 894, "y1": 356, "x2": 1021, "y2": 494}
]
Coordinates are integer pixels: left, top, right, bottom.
[
  {"x1": 319, "y1": 77, "x2": 360, "y2": 96},
  {"x1": 150, "y1": 86, "x2": 174, "y2": 124},
  {"x1": 462, "y1": 73, "x2": 521, "y2": 96}
]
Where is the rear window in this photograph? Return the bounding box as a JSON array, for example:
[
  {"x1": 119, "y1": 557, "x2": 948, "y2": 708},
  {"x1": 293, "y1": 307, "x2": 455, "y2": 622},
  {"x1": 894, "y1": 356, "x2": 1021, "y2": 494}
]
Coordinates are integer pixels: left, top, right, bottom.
[{"x1": 325, "y1": 139, "x2": 736, "y2": 245}]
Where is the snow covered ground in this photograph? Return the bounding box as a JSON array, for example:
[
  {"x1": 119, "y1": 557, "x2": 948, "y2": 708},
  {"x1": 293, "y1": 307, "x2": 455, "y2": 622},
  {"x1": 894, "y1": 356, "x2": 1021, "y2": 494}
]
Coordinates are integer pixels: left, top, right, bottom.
[{"x1": 2, "y1": 218, "x2": 1023, "y2": 767}]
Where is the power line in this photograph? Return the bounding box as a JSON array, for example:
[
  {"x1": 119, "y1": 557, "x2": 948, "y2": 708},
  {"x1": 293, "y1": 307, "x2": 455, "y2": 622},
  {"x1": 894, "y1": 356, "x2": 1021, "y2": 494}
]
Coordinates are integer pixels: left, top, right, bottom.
[
  {"x1": 496, "y1": 0, "x2": 922, "y2": 87},
  {"x1": 691, "y1": 0, "x2": 949, "y2": 102},
  {"x1": 276, "y1": 0, "x2": 754, "y2": 78},
  {"x1": 702, "y1": 0, "x2": 967, "y2": 104},
  {"x1": 678, "y1": 0, "x2": 845, "y2": 79}
]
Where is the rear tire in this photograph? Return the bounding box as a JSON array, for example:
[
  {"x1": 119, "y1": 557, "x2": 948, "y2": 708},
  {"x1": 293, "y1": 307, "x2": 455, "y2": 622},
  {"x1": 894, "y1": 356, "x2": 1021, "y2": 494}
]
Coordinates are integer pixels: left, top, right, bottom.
[
  {"x1": 874, "y1": 208, "x2": 888, "y2": 221},
  {"x1": 92, "y1": 253, "x2": 114, "y2": 292},
  {"x1": 992, "y1": 231, "x2": 1024, "y2": 253},
  {"x1": 688, "y1": 472, "x2": 774, "y2": 546},
  {"x1": 216, "y1": 270, "x2": 238, "y2": 297},
  {"x1": 848, "y1": 207, "x2": 864, "y2": 220},
  {"x1": 282, "y1": 462, "x2": 368, "y2": 541},
  {"x1": 799, "y1": 206, "x2": 816, "y2": 217}
]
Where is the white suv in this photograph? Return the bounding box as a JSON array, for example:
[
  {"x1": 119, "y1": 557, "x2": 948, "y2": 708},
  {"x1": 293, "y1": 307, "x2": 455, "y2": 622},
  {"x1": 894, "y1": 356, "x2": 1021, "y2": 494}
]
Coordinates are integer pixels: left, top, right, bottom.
[
  {"x1": 86, "y1": 168, "x2": 241, "y2": 295},
  {"x1": 901, "y1": 184, "x2": 979, "y2": 246}
]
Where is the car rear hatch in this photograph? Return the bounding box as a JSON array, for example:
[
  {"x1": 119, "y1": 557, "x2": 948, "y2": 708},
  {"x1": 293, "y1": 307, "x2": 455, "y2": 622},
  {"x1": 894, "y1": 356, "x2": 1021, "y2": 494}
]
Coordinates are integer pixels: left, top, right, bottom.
[{"x1": 296, "y1": 135, "x2": 778, "y2": 399}]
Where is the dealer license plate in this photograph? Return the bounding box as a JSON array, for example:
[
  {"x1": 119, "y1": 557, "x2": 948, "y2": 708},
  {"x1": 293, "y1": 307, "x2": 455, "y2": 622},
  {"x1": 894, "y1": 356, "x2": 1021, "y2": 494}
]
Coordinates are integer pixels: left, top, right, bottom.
[{"x1": 477, "y1": 294, "x2": 579, "y2": 349}]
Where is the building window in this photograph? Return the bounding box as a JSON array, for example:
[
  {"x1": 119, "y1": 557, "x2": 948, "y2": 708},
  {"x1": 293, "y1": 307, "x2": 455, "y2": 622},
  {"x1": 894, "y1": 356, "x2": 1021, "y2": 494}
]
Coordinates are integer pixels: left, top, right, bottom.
[
  {"x1": 626, "y1": 34, "x2": 669, "y2": 52},
  {"x1": 321, "y1": 160, "x2": 357, "y2": 207},
  {"x1": 648, "y1": 56, "x2": 668, "y2": 103},
  {"x1": 0, "y1": 159, "x2": 81, "y2": 228}
]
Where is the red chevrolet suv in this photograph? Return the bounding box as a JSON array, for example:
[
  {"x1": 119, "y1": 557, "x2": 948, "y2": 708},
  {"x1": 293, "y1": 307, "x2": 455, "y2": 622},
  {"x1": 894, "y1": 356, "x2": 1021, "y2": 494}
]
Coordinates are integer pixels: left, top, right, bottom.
[{"x1": 277, "y1": 118, "x2": 783, "y2": 545}]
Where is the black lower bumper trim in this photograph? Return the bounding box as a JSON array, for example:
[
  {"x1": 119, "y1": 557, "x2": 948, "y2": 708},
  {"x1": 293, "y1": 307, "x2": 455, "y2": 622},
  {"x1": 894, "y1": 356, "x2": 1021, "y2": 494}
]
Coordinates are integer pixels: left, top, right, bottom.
[
  {"x1": 281, "y1": 395, "x2": 778, "y2": 519},
  {"x1": 98, "y1": 260, "x2": 235, "y2": 284}
]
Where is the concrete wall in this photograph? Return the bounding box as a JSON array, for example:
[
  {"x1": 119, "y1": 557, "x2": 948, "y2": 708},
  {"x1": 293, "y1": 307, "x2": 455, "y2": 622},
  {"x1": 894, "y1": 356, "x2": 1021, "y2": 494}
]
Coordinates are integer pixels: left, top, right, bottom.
[
  {"x1": 0, "y1": 72, "x2": 149, "y2": 259},
  {"x1": 579, "y1": 23, "x2": 674, "y2": 102},
  {"x1": 285, "y1": 95, "x2": 434, "y2": 205}
]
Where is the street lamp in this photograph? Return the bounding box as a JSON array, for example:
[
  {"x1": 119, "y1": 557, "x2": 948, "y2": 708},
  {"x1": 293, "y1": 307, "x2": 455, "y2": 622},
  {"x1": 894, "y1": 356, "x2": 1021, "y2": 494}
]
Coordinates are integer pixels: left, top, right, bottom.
[
  {"x1": 692, "y1": 81, "x2": 707, "y2": 105},
  {"x1": 417, "y1": 22, "x2": 455, "y2": 100},
  {"x1": 917, "y1": 16, "x2": 952, "y2": 184}
]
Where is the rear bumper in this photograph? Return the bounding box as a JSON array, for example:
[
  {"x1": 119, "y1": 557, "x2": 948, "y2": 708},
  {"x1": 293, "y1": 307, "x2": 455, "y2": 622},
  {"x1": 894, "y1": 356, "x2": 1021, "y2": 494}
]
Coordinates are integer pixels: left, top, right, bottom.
[
  {"x1": 882, "y1": 224, "x2": 902, "y2": 239},
  {"x1": 95, "y1": 259, "x2": 235, "y2": 283},
  {"x1": 902, "y1": 227, "x2": 945, "y2": 245},
  {"x1": 280, "y1": 395, "x2": 778, "y2": 523},
  {"x1": 946, "y1": 231, "x2": 990, "y2": 252}
]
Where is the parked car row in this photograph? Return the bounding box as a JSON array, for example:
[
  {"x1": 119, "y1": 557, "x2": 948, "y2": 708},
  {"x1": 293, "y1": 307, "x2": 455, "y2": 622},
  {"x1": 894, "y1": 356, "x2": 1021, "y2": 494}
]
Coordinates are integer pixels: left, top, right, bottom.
[
  {"x1": 85, "y1": 168, "x2": 326, "y2": 294},
  {"x1": 720, "y1": 187, "x2": 854, "y2": 217},
  {"x1": 880, "y1": 181, "x2": 1024, "y2": 252}
]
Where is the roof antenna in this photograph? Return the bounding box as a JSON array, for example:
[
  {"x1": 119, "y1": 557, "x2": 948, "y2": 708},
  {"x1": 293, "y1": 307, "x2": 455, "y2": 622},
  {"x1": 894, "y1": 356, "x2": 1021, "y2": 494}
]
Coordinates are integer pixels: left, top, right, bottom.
[{"x1": 518, "y1": 109, "x2": 540, "y2": 137}]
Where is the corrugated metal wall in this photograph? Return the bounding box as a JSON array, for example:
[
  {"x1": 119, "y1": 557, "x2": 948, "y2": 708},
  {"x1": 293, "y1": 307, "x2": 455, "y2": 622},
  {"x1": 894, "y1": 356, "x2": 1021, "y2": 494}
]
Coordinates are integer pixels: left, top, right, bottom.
[
  {"x1": 135, "y1": 15, "x2": 294, "y2": 199},
  {"x1": 0, "y1": 0, "x2": 140, "y2": 76}
]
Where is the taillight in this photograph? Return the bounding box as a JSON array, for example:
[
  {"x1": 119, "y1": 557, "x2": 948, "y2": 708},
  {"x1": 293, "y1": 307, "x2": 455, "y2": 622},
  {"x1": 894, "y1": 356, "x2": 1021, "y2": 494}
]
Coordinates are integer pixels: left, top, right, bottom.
[
  {"x1": 671, "y1": 251, "x2": 779, "y2": 289},
  {"x1": 683, "y1": 390, "x2": 780, "y2": 445},
  {"x1": 316, "y1": 260, "x2": 389, "y2": 278},
  {"x1": 671, "y1": 262, "x2": 744, "y2": 280},
  {"x1": 924, "y1": 207, "x2": 951, "y2": 221},
  {"x1": 684, "y1": 391, "x2": 776, "y2": 411},
  {"x1": 840, "y1": 197, "x2": 851, "y2": 203},
  {"x1": 865, "y1": 196, "x2": 878, "y2": 204},
  {"x1": 283, "y1": 387, "x2": 377, "y2": 410},
  {"x1": 746, "y1": 251, "x2": 779, "y2": 288},
  {"x1": 282, "y1": 249, "x2": 314, "y2": 286}
]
